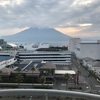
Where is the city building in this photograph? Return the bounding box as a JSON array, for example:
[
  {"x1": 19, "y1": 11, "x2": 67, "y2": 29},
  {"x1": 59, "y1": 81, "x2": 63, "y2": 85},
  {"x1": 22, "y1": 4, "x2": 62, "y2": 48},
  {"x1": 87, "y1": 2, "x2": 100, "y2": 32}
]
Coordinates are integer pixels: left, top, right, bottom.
[
  {"x1": 16, "y1": 50, "x2": 71, "y2": 65},
  {"x1": 69, "y1": 38, "x2": 100, "y2": 60},
  {"x1": 0, "y1": 39, "x2": 7, "y2": 45},
  {"x1": 0, "y1": 55, "x2": 16, "y2": 69},
  {"x1": 1, "y1": 43, "x2": 18, "y2": 50},
  {"x1": 68, "y1": 38, "x2": 81, "y2": 52}
]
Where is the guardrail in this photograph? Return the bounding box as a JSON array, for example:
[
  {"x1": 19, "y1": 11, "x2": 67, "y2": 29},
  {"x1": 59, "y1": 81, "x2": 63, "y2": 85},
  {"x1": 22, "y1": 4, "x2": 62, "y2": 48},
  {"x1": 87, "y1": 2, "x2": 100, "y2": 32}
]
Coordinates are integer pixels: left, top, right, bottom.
[{"x1": 0, "y1": 89, "x2": 100, "y2": 100}]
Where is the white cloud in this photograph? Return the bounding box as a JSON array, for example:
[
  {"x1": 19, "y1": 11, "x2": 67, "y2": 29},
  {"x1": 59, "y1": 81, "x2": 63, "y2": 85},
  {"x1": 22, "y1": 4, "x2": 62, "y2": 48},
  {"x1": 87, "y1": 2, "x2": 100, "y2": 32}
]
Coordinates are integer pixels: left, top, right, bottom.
[
  {"x1": 78, "y1": 23, "x2": 92, "y2": 27},
  {"x1": 0, "y1": 27, "x2": 28, "y2": 36},
  {"x1": 0, "y1": 0, "x2": 23, "y2": 6},
  {"x1": 0, "y1": 0, "x2": 99, "y2": 37},
  {"x1": 72, "y1": 0, "x2": 94, "y2": 6}
]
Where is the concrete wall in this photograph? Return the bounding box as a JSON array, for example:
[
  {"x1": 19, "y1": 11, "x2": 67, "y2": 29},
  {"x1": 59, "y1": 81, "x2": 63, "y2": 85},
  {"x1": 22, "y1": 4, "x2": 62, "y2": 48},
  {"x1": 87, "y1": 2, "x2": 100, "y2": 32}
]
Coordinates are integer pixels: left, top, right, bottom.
[{"x1": 77, "y1": 43, "x2": 100, "y2": 60}]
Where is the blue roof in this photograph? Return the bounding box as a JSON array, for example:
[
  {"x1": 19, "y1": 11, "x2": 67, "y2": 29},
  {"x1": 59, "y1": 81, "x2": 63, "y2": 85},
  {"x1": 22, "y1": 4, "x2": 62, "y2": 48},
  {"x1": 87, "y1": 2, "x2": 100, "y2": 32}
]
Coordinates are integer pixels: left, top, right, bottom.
[{"x1": 0, "y1": 56, "x2": 12, "y2": 61}]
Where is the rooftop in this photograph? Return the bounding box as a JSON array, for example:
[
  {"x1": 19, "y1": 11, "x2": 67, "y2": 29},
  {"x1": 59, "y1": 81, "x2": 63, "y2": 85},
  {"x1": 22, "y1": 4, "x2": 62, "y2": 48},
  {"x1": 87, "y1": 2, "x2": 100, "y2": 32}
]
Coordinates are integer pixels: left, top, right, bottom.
[
  {"x1": 0, "y1": 55, "x2": 13, "y2": 62},
  {"x1": 39, "y1": 61, "x2": 56, "y2": 69},
  {"x1": 55, "y1": 70, "x2": 76, "y2": 75}
]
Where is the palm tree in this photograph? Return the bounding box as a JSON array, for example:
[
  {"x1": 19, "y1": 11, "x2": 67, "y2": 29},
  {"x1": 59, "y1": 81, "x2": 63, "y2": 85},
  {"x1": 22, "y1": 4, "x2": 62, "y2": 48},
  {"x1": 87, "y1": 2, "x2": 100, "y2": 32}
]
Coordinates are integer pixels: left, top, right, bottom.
[
  {"x1": 0, "y1": 70, "x2": 2, "y2": 82},
  {"x1": 15, "y1": 67, "x2": 24, "y2": 87},
  {"x1": 39, "y1": 76, "x2": 46, "y2": 86},
  {"x1": 15, "y1": 74, "x2": 24, "y2": 87},
  {"x1": 76, "y1": 70, "x2": 81, "y2": 86},
  {"x1": 0, "y1": 76, "x2": 2, "y2": 82},
  {"x1": 88, "y1": 70, "x2": 95, "y2": 90},
  {"x1": 64, "y1": 73, "x2": 71, "y2": 90},
  {"x1": 16, "y1": 67, "x2": 21, "y2": 73},
  {"x1": 88, "y1": 70, "x2": 95, "y2": 78},
  {"x1": 31, "y1": 67, "x2": 35, "y2": 87}
]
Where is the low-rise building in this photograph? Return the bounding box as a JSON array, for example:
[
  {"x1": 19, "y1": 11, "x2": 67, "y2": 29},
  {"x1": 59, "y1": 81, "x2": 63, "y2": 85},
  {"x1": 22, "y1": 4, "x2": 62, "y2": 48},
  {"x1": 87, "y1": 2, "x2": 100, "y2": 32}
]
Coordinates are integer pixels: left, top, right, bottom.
[
  {"x1": 16, "y1": 50, "x2": 71, "y2": 65},
  {"x1": 0, "y1": 55, "x2": 16, "y2": 69}
]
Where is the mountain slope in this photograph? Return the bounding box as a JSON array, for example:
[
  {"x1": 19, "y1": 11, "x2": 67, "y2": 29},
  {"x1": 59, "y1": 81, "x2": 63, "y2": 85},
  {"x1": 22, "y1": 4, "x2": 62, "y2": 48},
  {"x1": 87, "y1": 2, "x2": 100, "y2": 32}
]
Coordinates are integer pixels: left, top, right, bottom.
[{"x1": 1, "y1": 28, "x2": 70, "y2": 42}]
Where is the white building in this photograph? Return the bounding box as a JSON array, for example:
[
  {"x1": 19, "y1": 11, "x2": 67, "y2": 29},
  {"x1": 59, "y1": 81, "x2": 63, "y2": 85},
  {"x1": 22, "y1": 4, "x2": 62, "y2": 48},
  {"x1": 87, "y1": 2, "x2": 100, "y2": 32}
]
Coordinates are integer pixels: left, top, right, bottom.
[
  {"x1": 16, "y1": 50, "x2": 71, "y2": 65},
  {"x1": 38, "y1": 43, "x2": 50, "y2": 48},
  {"x1": 76, "y1": 41, "x2": 100, "y2": 60},
  {"x1": 24, "y1": 43, "x2": 50, "y2": 50},
  {"x1": 69, "y1": 38, "x2": 100, "y2": 60},
  {"x1": 68, "y1": 38, "x2": 81, "y2": 54},
  {"x1": 0, "y1": 56, "x2": 16, "y2": 69}
]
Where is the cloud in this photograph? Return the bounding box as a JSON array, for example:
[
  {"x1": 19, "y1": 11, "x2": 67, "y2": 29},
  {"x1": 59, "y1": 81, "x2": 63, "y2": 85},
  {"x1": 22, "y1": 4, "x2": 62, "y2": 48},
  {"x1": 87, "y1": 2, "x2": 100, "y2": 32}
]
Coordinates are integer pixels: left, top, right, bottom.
[
  {"x1": 0, "y1": 0, "x2": 100, "y2": 37},
  {"x1": 0, "y1": 27, "x2": 28, "y2": 36}
]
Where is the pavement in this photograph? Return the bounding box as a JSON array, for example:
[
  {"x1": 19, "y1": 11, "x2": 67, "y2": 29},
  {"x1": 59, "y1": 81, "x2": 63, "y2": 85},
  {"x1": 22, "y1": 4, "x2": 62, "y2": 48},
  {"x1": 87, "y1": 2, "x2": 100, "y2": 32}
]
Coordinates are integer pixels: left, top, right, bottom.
[
  {"x1": 52, "y1": 76, "x2": 91, "y2": 92},
  {"x1": 72, "y1": 55, "x2": 100, "y2": 94}
]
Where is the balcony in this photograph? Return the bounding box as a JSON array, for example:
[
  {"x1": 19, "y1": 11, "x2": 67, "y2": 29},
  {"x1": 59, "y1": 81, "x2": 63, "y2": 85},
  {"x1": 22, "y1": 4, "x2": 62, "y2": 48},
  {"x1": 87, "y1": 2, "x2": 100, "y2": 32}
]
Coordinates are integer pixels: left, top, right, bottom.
[{"x1": 0, "y1": 89, "x2": 100, "y2": 100}]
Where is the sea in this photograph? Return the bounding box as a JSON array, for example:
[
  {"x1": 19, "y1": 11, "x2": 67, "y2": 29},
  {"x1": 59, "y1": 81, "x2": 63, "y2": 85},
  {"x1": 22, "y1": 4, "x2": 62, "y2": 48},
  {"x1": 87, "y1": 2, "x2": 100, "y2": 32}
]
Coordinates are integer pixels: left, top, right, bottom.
[{"x1": 12, "y1": 41, "x2": 69, "y2": 50}]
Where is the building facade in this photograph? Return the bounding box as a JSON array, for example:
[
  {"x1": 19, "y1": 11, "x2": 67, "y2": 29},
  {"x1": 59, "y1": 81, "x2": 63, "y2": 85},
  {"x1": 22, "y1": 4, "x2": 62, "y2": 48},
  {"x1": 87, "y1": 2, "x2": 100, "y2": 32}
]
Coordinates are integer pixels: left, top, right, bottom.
[
  {"x1": 0, "y1": 56, "x2": 16, "y2": 69},
  {"x1": 68, "y1": 38, "x2": 81, "y2": 52},
  {"x1": 16, "y1": 50, "x2": 71, "y2": 65},
  {"x1": 69, "y1": 38, "x2": 100, "y2": 60}
]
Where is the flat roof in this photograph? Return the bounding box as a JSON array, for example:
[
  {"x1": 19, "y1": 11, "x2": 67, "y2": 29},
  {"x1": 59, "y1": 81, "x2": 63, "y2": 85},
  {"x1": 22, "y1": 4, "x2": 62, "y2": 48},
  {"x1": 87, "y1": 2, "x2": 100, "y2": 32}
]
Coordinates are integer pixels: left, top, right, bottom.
[
  {"x1": 81, "y1": 42, "x2": 99, "y2": 44},
  {"x1": 55, "y1": 70, "x2": 76, "y2": 75},
  {"x1": 0, "y1": 56, "x2": 13, "y2": 62}
]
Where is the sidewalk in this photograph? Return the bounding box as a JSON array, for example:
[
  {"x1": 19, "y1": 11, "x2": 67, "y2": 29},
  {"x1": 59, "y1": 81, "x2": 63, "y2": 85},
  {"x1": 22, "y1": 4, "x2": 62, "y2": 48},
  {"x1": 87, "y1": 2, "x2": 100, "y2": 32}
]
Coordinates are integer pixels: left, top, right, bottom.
[{"x1": 52, "y1": 78, "x2": 91, "y2": 92}]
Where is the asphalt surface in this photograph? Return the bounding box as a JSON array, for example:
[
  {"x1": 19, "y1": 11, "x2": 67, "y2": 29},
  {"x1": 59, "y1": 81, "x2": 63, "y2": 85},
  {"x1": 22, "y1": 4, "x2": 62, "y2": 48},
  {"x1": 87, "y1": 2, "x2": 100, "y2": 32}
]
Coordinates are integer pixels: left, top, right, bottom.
[{"x1": 72, "y1": 55, "x2": 100, "y2": 94}]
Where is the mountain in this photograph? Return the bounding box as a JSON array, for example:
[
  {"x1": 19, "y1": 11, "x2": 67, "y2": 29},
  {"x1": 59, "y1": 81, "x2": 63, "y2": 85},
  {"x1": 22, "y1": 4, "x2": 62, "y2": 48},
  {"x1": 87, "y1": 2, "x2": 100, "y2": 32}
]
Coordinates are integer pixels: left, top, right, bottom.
[{"x1": 1, "y1": 28, "x2": 70, "y2": 43}]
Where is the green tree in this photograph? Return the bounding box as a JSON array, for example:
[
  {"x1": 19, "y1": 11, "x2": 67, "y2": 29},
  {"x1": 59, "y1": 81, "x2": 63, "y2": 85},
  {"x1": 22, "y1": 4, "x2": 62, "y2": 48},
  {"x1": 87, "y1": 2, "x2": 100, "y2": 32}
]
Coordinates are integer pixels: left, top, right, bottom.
[
  {"x1": 0, "y1": 70, "x2": 2, "y2": 82},
  {"x1": 64, "y1": 73, "x2": 71, "y2": 90},
  {"x1": 88, "y1": 70, "x2": 95, "y2": 90},
  {"x1": 0, "y1": 76, "x2": 2, "y2": 82},
  {"x1": 16, "y1": 67, "x2": 21, "y2": 73},
  {"x1": 88, "y1": 70, "x2": 95, "y2": 78},
  {"x1": 31, "y1": 67, "x2": 35, "y2": 87},
  {"x1": 39, "y1": 76, "x2": 46, "y2": 86},
  {"x1": 15, "y1": 74, "x2": 24, "y2": 87},
  {"x1": 15, "y1": 67, "x2": 24, "y2": 87}
]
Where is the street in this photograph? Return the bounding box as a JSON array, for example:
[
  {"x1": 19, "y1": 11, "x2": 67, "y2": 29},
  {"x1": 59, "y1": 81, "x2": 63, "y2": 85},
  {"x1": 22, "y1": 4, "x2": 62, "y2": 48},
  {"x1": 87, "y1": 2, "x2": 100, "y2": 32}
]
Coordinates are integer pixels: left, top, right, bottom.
[{"x1": 72, "y1": 55, "x2": 100, "y2": 94}]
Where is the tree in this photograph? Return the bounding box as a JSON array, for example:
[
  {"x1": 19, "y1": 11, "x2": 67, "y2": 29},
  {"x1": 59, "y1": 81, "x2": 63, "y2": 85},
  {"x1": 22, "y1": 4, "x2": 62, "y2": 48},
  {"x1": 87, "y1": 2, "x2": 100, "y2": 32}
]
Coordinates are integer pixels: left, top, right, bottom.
[
  {"x1": 88, "y1": 70, "x2": 95, "y2": 90},
  {"x1": 15, "y1": 67, "x2": 24, "y2": 87},
  {"x1": 16, "y1": 67, "x2": 21, "y2": 73},
  {"x1": 0, "y1": 70, "x2": 2, "y2": 82},
  {"x1": 64, "y1": 73, "x2": 71, "y2": 90},
  {"x1": 88, "y1": 70, "x2": 95, "y2": 78},
  {"x1": 39, "y1": 76, "x2": 46, "y2": 86},
  {"x1": 76, "y1": 70, "x2": 81, "y2": 86},
  {"x1": 31, "y1": 67, "x2": 35, "y2": 87},
  {"x1": 15, "y1": 74, "x2": 24, "y2": 87},
  {"x1": 0, "y1": 76, "x2": 2, "y2": 82}
]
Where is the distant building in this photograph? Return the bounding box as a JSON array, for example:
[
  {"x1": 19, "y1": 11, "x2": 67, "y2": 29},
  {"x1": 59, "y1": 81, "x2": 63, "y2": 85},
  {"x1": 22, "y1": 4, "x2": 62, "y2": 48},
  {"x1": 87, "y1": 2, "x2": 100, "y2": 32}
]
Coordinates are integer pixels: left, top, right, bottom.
[
  {"x1": 68, "y1": 38, "x2": 81, "y2": 52},
  {"x1": 77, "y1": 41, "x2": 100, "y2": 60},
  {"x1": 0, "y1": 55, "x2": 16, "y2": 69},
  {"x1": 1, "y1": 43, "x2": 18, "y2": 50},
  {"x1": 0, "y1": 39, "x2": 18, "y2": 50},
  {"x1": 69, "y1": 38, "x2": 100, "y2": 60},
  {"x1": 0, "y1": 46, "x2": 2, "y2": 50},
  {"x1": 38, "y1": 43, "x2": 50, "y2": 48},
  {"x1": 0, "y1": 39, "x2": 7, "y2": 45}
]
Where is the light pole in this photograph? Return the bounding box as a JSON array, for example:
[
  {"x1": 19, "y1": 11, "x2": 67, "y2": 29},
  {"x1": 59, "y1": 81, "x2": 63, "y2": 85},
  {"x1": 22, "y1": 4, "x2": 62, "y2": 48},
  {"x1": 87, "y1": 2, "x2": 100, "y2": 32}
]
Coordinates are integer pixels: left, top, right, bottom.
[{"x1": 45, "y1": 93, "x2": 48, "y2": 100}]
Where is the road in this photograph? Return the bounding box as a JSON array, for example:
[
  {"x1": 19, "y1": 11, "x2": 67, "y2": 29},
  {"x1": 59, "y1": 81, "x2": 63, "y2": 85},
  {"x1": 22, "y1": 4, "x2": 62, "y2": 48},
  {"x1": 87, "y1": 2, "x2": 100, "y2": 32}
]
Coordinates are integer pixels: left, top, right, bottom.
[{"x1": 72, "y1": 55, "x2": 100, "y2": 94}]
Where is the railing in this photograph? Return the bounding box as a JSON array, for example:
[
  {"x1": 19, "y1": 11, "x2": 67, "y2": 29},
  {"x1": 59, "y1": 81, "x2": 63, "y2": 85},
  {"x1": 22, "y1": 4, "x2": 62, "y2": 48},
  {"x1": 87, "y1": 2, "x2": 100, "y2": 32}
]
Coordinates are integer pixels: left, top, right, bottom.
[
  {"x1": 17, "y1": 50, "x2": 71, "y2": 54},
  {"x1": 0, "y1": 89, "x2": 100, "y2": 100}
]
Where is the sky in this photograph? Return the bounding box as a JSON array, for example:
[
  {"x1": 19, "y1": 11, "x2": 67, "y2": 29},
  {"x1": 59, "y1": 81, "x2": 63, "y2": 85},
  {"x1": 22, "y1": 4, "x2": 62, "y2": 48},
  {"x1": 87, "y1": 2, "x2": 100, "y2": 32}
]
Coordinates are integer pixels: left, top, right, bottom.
[{"x1": 0, "y1": 0, "x2": 100, "y2": 38}]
